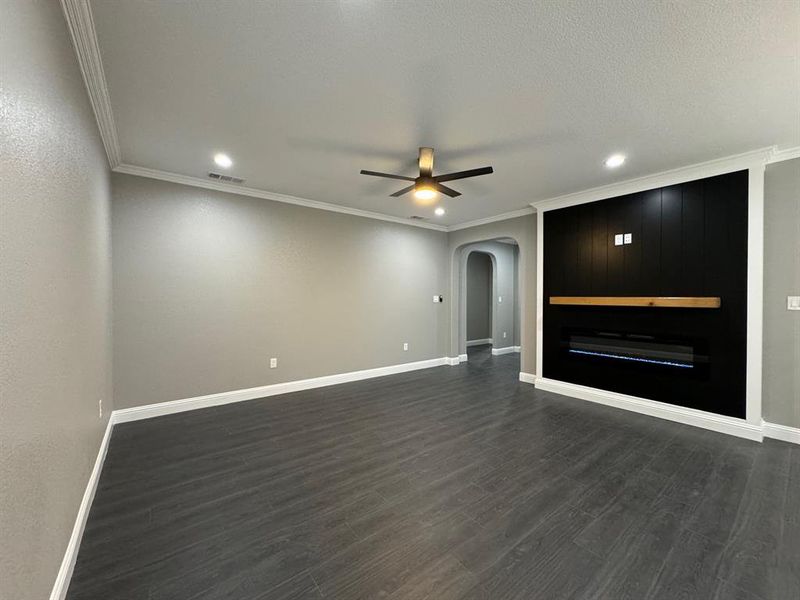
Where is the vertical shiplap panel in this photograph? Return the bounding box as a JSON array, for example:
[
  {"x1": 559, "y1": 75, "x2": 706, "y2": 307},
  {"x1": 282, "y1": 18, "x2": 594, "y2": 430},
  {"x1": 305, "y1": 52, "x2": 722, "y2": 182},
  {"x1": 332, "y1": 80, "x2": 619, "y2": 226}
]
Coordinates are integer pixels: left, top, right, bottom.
[
  {"x1": 640, "y1": 189, "x2": 662, "y2": 295},
  {"x1": 591, "y1": 202, "x2": 608, "y2": 294},
  {"x1": 577, "y1": 204, "x2": 593, "y2": 294},
  {"x1": 660, "y1": 184, "x2": 682, "y2": 295},
  {"x1": 606, "y1": 197, "x2": 626, "y2": 293},
  {"x1": 622, "y1": 194, "x2": 643, "y2": 295},
  {"x1": 680, "y1": 181, "x2": 705, "y2": 295}
]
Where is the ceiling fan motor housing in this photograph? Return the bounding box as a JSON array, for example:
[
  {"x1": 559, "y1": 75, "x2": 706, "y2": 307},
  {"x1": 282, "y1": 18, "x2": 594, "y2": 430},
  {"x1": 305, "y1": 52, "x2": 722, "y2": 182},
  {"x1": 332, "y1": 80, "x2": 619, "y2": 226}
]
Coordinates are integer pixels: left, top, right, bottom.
[{"x1": 415, "y1": 177, "x2": 435, "y2": 190}]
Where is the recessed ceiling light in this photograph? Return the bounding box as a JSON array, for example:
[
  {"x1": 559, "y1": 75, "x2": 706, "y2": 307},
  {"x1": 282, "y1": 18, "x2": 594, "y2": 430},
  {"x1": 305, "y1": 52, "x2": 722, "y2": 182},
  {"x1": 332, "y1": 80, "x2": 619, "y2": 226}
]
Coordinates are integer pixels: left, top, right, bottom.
[
  {"x1": 604, "y1": 154, "x2": 626, "y2": 168},
  {"x1": 434, "y1": 207, "x2": 445, "y2": 216},
  {"x1": 214, "y1": 153, "x2": 233, "y2": 168}
]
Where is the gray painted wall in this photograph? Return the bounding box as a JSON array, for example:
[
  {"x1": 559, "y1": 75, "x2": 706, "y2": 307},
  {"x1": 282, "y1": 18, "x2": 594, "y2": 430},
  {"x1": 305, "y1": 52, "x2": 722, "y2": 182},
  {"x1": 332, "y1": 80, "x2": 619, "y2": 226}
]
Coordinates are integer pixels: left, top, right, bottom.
[
  {"x1": 448, "y1": 214, "x2": 537, "y2": 373},
  {"x1": 763, "y1": 158, "x2": 800, "y2": 429},
  {"x1": 111, "y1": 173, "x2": 449, "y2": 409},
  {"x1": 466, "y1": 252, "x2": 492, "y2": 341},
  {"x1": 0, "y1": 2, "x2": 113, "y2": 598}
]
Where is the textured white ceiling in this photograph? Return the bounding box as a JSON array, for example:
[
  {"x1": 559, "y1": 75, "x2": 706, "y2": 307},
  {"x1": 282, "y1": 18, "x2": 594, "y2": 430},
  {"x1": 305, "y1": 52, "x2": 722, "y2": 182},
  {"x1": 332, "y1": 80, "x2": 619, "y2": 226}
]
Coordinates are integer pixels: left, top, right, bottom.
[{"x1": 90, "y1": 0, "x2": 799, "y2": 225}]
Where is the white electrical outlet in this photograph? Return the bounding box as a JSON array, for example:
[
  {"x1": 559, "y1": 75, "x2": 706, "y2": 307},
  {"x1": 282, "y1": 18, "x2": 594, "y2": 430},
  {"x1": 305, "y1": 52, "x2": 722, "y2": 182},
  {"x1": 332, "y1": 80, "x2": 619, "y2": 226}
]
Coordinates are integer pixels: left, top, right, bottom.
[
  {"x1": 788, "y1": 296, "x2": 800, "y2": 311},
  {"x1": 498, "y1": 296, "x2": 503, "y2": 303},
  {"x1": 503, "y1": 332, "x2": 507, "y2": 339},
  {"x1": 624, "y1": 233, "x2": 633, "y2": 244},
  {"x1": 98, "y1": 399, "x2": 102, "y2": 419},
  {"x1": 403, "y1": 342, "x2": 409, "y2": 351},
  {"x1": 433, "y1": 295, "x2": 439, "y2": 303},
  {"x1": 614, "y1": 234, "x2": 624, "y2": 246},
  {"x1": 270, "y1": 358, "x2": 277, "y2": 368}
]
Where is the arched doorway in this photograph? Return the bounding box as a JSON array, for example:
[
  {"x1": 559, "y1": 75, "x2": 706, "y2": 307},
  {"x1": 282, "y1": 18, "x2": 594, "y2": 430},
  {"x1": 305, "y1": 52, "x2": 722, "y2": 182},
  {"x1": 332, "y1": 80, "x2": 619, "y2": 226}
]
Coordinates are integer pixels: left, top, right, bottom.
[{"x1": 453, "y1": 238, "x2": 521, "y2": 365}]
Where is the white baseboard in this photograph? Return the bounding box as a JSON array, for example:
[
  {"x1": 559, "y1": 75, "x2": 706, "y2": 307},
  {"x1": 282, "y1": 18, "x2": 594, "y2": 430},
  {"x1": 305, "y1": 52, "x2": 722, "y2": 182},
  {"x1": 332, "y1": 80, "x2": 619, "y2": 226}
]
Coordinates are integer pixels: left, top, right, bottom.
[
  {"x1": 114, "y1": 357, "x2": 449, "y2": 423},
  {"x1": 446, "y1": 355, "x2": 468, "y2": 366},
  {"x1": 535, "y1": 377, "x2": 763, "y2": 442},
  {"x1": 466, "y1": 338, "x2": 492, "y2": 347},
  {"x1": 762, "y1": 421, "x2": 800, "y2": 445},
  {"x1": 491, "y1": 346, "x2": 521, "y2": 356},
  {"x1": 50, "y1": 415, "x2": 115, "y2": 600},
  {"x1": 519, "y1": 372, "x2": 537, "y2": 384}
]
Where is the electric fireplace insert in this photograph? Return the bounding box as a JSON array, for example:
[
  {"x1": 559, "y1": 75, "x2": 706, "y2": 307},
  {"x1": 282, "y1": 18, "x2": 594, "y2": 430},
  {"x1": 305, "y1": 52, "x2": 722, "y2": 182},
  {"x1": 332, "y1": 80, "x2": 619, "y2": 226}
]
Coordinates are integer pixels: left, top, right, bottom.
[{"x1": 562, "y1": 328, "x2": 708, "y2": 375}]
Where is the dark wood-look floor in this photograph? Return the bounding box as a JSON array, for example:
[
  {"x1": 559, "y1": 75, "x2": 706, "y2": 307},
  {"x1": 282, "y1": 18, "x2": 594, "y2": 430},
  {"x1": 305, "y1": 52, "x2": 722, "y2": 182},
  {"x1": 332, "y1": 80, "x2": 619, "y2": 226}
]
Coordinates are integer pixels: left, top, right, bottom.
[{"x1": 68, "y1": 345, "x2": 798, "y2": 600}]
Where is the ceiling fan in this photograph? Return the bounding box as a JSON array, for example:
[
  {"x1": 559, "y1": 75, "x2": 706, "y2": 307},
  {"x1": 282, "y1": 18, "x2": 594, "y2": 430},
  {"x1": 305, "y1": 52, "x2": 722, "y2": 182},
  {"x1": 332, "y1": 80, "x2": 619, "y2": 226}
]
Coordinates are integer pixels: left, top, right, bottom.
[{"x1": 360, "y1": 147, "x2": 493, "y2": 200}]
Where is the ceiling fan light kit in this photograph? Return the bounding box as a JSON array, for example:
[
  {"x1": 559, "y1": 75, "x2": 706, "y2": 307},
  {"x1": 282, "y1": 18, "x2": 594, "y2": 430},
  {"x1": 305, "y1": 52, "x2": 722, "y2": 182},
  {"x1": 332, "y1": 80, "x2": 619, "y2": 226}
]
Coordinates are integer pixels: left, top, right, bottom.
[
  {"x1": 360, "y1": 147, "x2": 493, "y2": 206},
  {"x1": 414, "y1": 182, "x2": 437, "y2": 201}
]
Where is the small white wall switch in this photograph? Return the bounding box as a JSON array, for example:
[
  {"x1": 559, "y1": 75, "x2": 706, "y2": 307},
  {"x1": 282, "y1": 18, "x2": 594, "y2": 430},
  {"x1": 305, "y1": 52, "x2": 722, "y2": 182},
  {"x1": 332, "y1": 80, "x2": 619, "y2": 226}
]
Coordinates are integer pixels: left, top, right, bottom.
[
  {"x1": 614, "y1": 234, "x2": 624, "y2": 246},
  {"x1": 788, "y1": 296, "x2": 800, "y2": 311},
  {"x1": 433, "y1": 295, "x2": 439, "y2": 303},
  {"x1": 624, "y1": 233, "x2": 633, "y2": 244},
  {"x1": 403, "y1": 342, "x2": 409, "y2": 351},
  {"x1": 98, "y1": 399, "x2": 102, "y2": 419},
  {"x1": 270, "y1": 358, "x2": 277, "y2": 368},
  {"x1": 498, "y1": 296, "x2": 503, "y2": 303},
  {"x1": 503, "y1": 332, "x2": 507, "y2": 339}
]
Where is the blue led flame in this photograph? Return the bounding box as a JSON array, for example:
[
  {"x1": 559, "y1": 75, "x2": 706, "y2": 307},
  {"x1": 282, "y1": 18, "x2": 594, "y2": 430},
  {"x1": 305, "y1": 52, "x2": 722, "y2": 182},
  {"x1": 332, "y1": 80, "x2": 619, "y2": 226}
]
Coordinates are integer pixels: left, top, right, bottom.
[{"x1": 568, "y1": 349, "x2": 693, "y2": 369}]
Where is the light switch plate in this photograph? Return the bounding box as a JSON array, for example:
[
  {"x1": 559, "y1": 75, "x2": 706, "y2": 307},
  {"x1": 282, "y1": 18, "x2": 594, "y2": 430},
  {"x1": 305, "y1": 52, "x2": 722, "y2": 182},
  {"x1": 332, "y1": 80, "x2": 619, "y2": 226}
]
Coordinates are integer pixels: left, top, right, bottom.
[
  {"x1": 788, "y1": 296, "x2": 800, "y2": 311},
  {"x1": 433, "y1": 295, "x2": 439, "y2": 303},
  {"x1": 624, "y1": 233, "x2": 632, "y2": 244},
  {"x1": 614, "y1": 234, "x2": 624, "y2": 246}
]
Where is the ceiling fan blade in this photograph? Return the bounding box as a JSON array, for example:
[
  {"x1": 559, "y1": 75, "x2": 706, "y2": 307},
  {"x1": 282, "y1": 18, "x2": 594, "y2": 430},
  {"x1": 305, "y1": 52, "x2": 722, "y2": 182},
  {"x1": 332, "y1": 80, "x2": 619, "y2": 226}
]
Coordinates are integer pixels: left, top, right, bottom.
[
  {"x1": 390, "y1": 184, "x2": 416, "y2": 197},
  {"x1": 433, "y1": 166, "x2": 494, "y2": 183},
  {"x1": 360, "y1": 170, "x2": 415, "y2": 182},
  {"x1": 434, "y1": 182, "x2": 461, "y2": 198},
  {"x1": 418, "y1": 147, "x2": 434, "y2": 177}
]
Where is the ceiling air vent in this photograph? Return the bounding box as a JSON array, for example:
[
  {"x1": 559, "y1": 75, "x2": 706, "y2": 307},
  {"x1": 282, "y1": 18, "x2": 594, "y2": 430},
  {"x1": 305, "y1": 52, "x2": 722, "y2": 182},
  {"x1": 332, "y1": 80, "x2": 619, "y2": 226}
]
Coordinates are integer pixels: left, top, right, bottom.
[
  {"x1": 208, "y1": 171, "x2": 245, "y2": 184},
  {"x1": 408, "y1": 215, "x2": 427, "y2": 221}
]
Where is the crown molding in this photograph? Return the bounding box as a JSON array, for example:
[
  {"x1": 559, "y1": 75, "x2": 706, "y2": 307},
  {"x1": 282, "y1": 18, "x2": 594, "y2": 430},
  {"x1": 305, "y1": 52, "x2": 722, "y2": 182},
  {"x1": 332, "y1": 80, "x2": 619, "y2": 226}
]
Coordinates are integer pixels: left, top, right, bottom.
[
  {"x1": 114, "y1": 164, "x2": 537, "y2": 234},
  {"x1": 767, "y1": 145, "x2": 800, "y2": 164},
  {"x1": 448, "y1": 207, "x2": 535, "y2": 232},
  {"x1": 530, "y1": 146, "x2": 775, "y2": 213},
  {"x1": 56, "y1": 0, "x2": 525, "y2": 237},
  {"x1": 64, "y1": 0, "x2": 790, "y2": 233},
  {"x1": 113, "y1": 164, "x2": 450, "y2": 231},
  {"x1": 61, "y1": 0, "x2": 121, "y2": 168}
]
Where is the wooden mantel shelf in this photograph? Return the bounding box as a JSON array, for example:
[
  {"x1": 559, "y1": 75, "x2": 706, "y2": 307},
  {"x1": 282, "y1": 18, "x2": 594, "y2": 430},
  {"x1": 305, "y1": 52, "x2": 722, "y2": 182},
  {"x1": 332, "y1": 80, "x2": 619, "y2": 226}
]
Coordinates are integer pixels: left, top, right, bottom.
[{"x1": 549, "y1": 296, "x2": 721, "y2": 309}]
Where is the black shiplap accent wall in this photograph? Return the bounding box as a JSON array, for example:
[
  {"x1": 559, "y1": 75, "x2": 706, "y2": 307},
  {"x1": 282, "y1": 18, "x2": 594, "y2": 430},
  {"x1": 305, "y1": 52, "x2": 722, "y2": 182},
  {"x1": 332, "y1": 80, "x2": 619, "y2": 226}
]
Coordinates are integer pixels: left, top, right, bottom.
[{"x1": 543, "y1": 170, "x2": 748, "y2": 418}]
